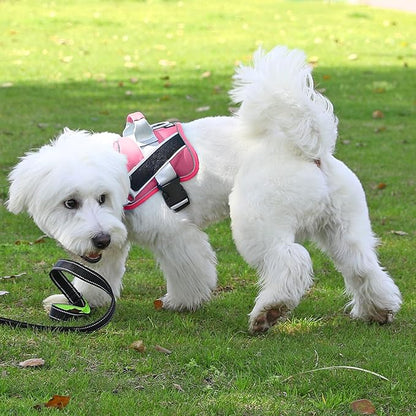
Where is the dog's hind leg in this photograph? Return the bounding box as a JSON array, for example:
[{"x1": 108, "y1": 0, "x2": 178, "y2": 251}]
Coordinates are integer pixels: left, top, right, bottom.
[
  {"x1": 229, "y1": 160, "x2": 325, "y2": 334},
  {"x1": 314, "y1": 158, "x2": 402, "y2": 323},
  {"x1": 249, "y1": 238, "x2": 314, "y2": 333},
  {"x1": 248, "y1": 239, "x2": 314, "y2": 333},
  {"x1": 230, "y1": 200, "x2": 315, "y2": 334},
  {"x1": 152, "y1": 222, "x2": 217, "y2": 311}
]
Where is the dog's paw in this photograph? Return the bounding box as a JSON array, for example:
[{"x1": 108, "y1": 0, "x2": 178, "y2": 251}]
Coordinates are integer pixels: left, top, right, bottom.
[
  {"x1": 156, "y1": 294, "x2": 206, "y2": 312},
  {"x1": 249, "y1": 304, "x2": 289, "y2": 334},
  {"x1": 374, "y1": 310, "x2": 394, "y2": 325},
  {"x1": 43, "y1": 294, "x2": 68, "y2": 314},
  {"x1": 350, "y1": 307, "x2": 395, "y2": 325}
]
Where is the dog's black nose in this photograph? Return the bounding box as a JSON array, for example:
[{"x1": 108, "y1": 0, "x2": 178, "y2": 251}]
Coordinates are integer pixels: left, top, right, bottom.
[{"x1": 92, "y1": 232, "x2": 111, "y2": 249}]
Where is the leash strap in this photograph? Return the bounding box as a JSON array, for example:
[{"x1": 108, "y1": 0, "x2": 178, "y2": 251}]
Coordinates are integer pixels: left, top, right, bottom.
[{"x1": 0, "y1": 260, "x2": 115, "y2": 333}]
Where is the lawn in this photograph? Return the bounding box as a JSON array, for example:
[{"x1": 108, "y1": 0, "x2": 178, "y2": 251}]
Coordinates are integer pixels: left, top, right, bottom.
[{"x1": 0, "y1": 0, "x2": 415, "y2": 414}]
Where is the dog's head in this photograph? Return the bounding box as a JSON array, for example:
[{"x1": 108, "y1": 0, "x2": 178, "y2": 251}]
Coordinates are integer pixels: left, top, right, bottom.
[{"x1": 7, "y1": 128, "x2": 130, "y2": 264}]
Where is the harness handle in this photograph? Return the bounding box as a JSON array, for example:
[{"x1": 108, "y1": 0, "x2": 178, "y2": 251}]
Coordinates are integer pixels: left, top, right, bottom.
[{"x1": 0, "y1": 260, "x2": 115, "y2": 333}]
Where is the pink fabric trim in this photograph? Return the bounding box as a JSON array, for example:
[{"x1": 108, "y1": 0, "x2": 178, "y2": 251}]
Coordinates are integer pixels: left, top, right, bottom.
[{"x1": 115, "y1": 136, "x2": 144, "y2": 173}]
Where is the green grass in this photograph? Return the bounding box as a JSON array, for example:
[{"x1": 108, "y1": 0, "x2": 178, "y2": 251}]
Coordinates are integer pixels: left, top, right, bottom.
[{"x1": 1, "y1": 0, "x2": 416, "y2": 414}]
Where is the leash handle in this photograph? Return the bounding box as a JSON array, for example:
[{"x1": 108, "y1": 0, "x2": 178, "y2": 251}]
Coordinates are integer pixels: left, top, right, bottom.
[{"x1": 0, "y1": 260, "x2": 115, "y2": 333}]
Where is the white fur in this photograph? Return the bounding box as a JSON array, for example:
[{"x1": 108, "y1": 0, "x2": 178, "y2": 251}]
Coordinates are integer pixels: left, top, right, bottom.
[{"x1": 7, "y1": 46, "x2": 401, "y2": 333}]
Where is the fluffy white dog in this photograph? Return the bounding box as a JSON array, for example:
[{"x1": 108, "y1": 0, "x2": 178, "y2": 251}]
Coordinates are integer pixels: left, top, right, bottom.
[{"x1": 7, "y1": 46, "x2": 402, "y2": 333}]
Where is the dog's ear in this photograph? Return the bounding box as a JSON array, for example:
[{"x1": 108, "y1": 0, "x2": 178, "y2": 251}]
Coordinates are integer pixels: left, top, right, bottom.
[{"x1": 7, "y1": 150, "x2": 49, "y2": 214}]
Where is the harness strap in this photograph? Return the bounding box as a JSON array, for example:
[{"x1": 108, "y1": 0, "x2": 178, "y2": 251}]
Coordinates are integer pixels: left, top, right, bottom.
[
  {"x1": 129, "y1": 132, "x2": 186, "y2": 193},
  {"x1": 125, "y1": 113, "x2": 190, "y2": 211},
  {"x1": 0, "y1": 260, "x2": 115, "y2": 333}
]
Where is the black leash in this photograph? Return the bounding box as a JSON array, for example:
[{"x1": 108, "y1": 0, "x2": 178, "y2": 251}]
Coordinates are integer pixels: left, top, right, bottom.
[{"x1": 0, "y1": 259, "x2": 115, "y2": 333}]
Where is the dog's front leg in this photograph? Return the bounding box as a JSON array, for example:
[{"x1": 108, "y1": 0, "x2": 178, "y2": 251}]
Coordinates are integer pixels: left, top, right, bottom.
[
  {"x1": 43, "y1": 243, "x2": 130, "y2": 312},
  {"x1": 152, "y1": 224, "x2": 217, "y2": 311}
]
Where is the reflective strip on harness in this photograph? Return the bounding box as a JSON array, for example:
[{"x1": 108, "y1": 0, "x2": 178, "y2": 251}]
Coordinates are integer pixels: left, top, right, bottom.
[{"x1": 114, "y1": 113, "x2": 199, "y2": 211}]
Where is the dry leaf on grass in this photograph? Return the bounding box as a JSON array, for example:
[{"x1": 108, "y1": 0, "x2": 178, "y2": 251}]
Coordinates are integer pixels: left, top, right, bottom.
[
  {"x1": 14, "y1": 235, "x2": 48, "y2": 245},
  {"x1": 0, "y1": 272, "x2": 26, "y2": 280},
  {"x1": 154, "y1": 299, "x2": 164, "y2": 310},
  {"x1": 19, "y1": 358, "x2": 45, "y2": 368},
  {"x1": 34, "y1": 395, "x2": 70, "y2": 410},
  {"x1": 350, "y1": 399, "x2": 376, "y2": 414},
  {"x1": 130, "y1": 340, "x2": 146, "y2": 353},
  {"x1": 173, "y1": 383, "x2": 184, "y2": 392},
  {"x1": 154, "y1": 345, "x2": 172, "y2": 355},
  {"x1": 372, "y1": 110, "x2": 384, "y2": 119},
  {"x1": 390, "y1": 230, "x2": 408, "y2": 236}
]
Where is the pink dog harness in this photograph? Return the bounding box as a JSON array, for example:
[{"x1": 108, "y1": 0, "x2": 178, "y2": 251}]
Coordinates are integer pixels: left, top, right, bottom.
[{"x1": 113, "y1": 112, "x2": 199, "y2": 212}]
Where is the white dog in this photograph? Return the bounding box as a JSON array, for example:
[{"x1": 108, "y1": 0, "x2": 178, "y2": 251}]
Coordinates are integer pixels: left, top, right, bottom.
[{"x1": 7, "y1": 46, "x2": 401, "y2": 333}]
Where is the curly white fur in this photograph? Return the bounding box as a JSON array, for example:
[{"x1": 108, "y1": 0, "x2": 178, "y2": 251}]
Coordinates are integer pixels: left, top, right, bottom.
[{"x1": 7, "y1": 46, "x2": 401, "y2": 333}]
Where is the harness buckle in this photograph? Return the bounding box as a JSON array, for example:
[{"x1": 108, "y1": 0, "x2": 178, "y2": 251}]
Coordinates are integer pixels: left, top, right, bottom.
[{"x1": 158, "y1": 177, "x2": 190, "y2": 212}]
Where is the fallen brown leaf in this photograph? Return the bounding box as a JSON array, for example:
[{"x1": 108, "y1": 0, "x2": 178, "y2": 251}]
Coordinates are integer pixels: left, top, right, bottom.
[
  {"x1": 377, "y1": 183, "x2": 387, "y2": 190},
  {"x1": 173, "y1": 383, "x2": 184, "y2": 392},
  {"x1": 130, "y1": 340, "x2": 146, "y2": 353},
  {"x1": 19, "y1": 358, "x2": 45, "y2": 368},
  {"x1": 350, "y1": 399, "x2": 376, "y2": 414},
  {"x1": 14, "y1": 235, "x2": 47, "y2": 246},
  {"x1": 45, "y1": 395, "x2": 70, "y2": 409},
  {"x1": 372, "y1": 110, "x2": 384, "y2": 119},
  {"x1": 154, "y1": 299, "x2": 164, "y2": 310},
  {"x1": 0, "y1": 272, "x2": 26, "y2": 280},
  {"x1": 154, "y1": 345, "x2": 172, "y2": 355},
  {"x1": 390, "y1": 230, "x2": 408, "y2": 236},
  {"x1": 34, "y1": 395, "x2": 70, "y2": 410}
]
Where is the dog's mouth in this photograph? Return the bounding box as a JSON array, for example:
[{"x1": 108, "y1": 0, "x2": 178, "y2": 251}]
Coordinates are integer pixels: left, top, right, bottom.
[{"x1": 81, "y1": 252, "x2": 102, "y2": 264}]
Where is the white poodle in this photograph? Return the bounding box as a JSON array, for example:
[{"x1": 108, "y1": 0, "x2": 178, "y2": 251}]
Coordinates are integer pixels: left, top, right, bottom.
[{"x1": 7, "y1": 46, "x2": 401, "y2": 333}]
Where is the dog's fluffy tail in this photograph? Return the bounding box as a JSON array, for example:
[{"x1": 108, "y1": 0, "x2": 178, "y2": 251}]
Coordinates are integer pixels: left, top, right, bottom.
[{"x1": 230, "y1": 46, "x2": 337, "y2": 159}]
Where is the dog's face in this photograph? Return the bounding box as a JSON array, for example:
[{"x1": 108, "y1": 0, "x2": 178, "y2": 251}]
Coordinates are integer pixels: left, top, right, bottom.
[{"x1": 7, "y1": 129, "x2": 130, "y2": 264}]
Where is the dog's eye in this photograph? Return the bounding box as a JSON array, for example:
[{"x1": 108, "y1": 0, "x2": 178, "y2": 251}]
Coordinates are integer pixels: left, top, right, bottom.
[
  {"x1": 98, "y1": 194, "x2": 106, "y2": 205},
  {"x1": 64, "y1": 199, "x2": 79, "y2": 209}
]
